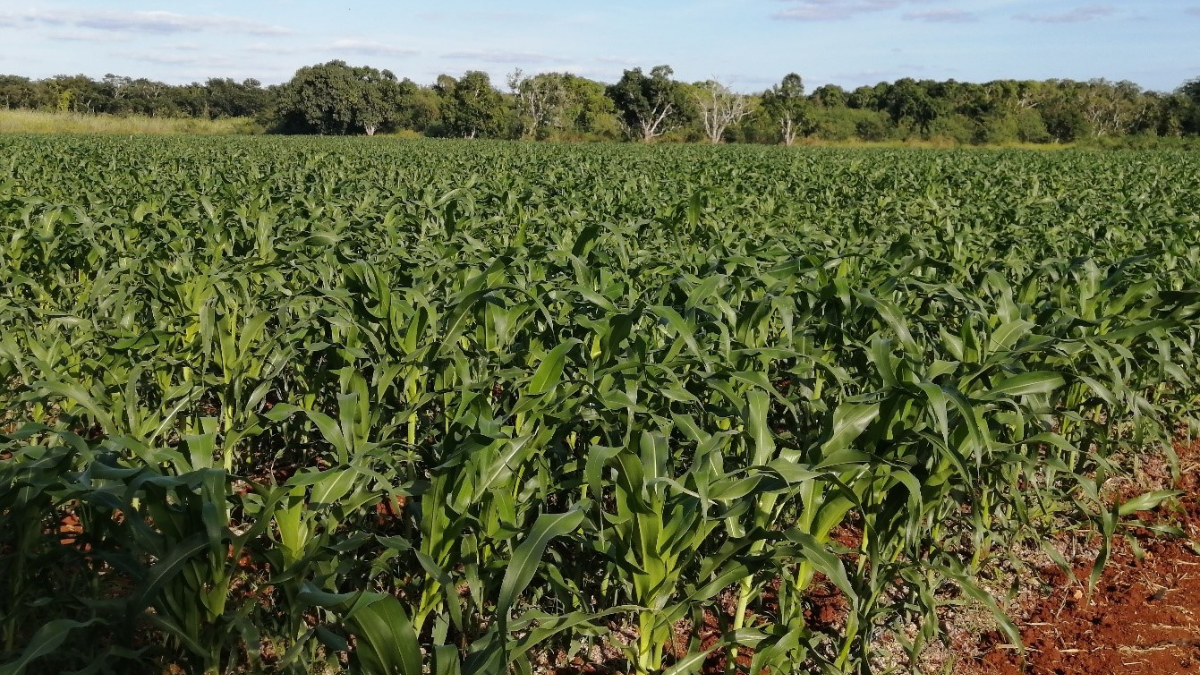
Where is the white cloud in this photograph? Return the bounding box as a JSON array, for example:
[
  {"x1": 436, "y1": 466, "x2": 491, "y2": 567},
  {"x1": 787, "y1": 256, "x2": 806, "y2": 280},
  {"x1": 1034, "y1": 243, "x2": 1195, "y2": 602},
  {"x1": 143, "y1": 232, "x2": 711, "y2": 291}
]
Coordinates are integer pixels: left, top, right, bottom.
[
  {"x1": 328, "y1": 40, "x2": 417, "y2": 57},
  {"x1": 441, "y1": 51, "x2": 573, "y2": 65},
  {"x1": 111, "y1": 51, "x2": 248, "y2": 68},
  {"x1": 595, "y1": 56, "x2": 643, "y2": 67},
  {"x1": 45, "y1": 29, "x2": 129, "y2": 43},
  {"x1": 415, "y1": 11, "x2": 528, "y2": 22},
  {"x1": 3, "y1": 8, "x2": 291, "y2": 36},
  {"x1": 1013, "y1": 5, "x2": 1113, "y2": 23},
  {"x1": 774, "y1": 0, "x2": 908, "y2": 21},
  {"x1": 244, "y1": 40, "x2": 418, "y2": 58},
  {"x1": 835, "y1": 68, "x2": 904, "y2": 82},
  {"x1": 903, "y1": 9, "x2": 978, "y2": 22},
  {"x1": 244, "y1": 43, "x2": 305, "y2": 56}
]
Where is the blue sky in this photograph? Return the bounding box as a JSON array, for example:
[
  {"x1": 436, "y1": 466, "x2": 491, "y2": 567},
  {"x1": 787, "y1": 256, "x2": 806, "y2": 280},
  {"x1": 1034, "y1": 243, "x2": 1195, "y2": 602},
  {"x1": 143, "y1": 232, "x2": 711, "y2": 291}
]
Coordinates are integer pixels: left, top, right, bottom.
[{"x1": 1, "y1": 1, "x2": 1198, "y2": 92}]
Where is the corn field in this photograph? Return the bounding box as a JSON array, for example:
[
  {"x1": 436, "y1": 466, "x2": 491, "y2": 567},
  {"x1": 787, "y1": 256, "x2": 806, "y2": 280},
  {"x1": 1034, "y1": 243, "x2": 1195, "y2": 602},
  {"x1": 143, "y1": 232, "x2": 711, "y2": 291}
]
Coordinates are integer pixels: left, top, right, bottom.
[{"x1": 2, "y1": 137, "x2": 1199, "y2": 675}]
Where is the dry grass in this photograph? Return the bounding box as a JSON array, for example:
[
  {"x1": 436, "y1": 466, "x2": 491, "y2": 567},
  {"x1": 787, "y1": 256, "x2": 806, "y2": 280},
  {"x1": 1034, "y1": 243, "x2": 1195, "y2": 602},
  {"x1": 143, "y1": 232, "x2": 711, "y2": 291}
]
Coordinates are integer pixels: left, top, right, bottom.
[{"x1": 0, "y1": 109, "x2": 262, "y2": 135}]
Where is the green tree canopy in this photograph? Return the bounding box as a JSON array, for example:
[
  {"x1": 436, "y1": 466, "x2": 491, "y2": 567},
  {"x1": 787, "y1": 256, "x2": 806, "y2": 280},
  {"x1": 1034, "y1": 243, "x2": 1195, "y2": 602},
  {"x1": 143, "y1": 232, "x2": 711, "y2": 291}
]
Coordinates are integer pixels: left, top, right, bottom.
[
  {"x1": 883, "y1": 79, "x2": 940, "y2": 135},
  {"x1": 810, "y1": 84, "x2": 847, "y2": 108},
  {"x1": 277, "y1": 60, "x2": 401, "y2": 135},
  {"x1": 606, "y1": 66, "x2": 687, "y2": 141},
  {"x1": 762, "y1": 73, "x2": 808, "y2": 145},
  {"x1": 1175, "y1": 77, "x2": 1200, "y2": 134},
  {"x1": 439, "y1": 71, "x2": 508, "y2": 139}
]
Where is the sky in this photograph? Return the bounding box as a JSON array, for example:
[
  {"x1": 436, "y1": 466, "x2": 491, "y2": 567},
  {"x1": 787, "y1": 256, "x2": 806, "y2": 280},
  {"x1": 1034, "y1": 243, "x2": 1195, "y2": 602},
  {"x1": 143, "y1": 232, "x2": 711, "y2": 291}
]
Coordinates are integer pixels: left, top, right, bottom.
[{"x1": 0, "y1": 0, "x2": 1197, "y2": 92}]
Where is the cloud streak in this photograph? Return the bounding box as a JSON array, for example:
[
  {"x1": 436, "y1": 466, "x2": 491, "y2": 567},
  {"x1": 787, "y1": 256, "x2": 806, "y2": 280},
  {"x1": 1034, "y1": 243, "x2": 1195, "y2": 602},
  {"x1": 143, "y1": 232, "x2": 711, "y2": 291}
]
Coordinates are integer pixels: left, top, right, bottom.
[
  {"x1": 328, "y1": 40, "x2": 417, "y2": 57},
  {"x1": 595, "y1": 56, "x2": 643, "y2": 66},
  {"x1": 773, "y1": 0, "x2": 929, "y2": 21},
  {"x1": 903, "y1": 9, "x2": 977, "y2": 23},
  {"x1": 1013, "y1": 5, "x2": 1113, "y2": 23},
  {"x1": 3, "y1": 8, "x2": 291, "y2": 36},
  {"x1": 441, "y1": 50, "x2": 573, "y2": 65},
  {"x1": 243, "y1": 40, "x2": 417, "y2": 58},
  {"x1": 111, "y1": 51, "x2": 248, "y2": 68},
  {"x1": 415, "y1": 11, "x2": 529, "y2": 22},
  {"x1": 46, "y1": 29, "x2": 131, "y2": 43}
]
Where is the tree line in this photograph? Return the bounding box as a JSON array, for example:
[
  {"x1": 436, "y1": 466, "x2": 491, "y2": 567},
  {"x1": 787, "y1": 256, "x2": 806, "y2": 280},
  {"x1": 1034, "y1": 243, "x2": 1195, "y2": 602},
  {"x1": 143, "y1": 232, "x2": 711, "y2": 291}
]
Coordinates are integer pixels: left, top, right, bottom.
[{"x1": 3, "y1": 62, "x2": 1200, "y2": 145}]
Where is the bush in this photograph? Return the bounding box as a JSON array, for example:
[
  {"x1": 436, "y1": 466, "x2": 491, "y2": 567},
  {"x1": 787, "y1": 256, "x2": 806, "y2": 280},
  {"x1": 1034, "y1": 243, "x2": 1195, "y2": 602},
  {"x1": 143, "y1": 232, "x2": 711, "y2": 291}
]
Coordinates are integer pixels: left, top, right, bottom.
[{"x1": 855, "y1": 116, "x2": 891, "y2": 142}]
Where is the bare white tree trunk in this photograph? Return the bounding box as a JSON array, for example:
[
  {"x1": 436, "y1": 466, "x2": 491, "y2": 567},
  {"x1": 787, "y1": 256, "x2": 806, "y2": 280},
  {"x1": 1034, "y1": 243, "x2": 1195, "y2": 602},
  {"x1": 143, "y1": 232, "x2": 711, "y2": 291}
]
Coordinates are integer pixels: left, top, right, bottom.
[
  {"x1": 694, "y1": 79, "x2": 750, "y2": 144},
  {"x1": 509, "y1": 69, "x2": 569, "y2": 139},
  {"x1": 780, "y1": 116, "x2": 798, "y2": 146},
  {"x1": 639, "y1": 103, "x2": 675, "y2": 141},
  {"x1": 508, "y1": 69, "x2": 539, "y2": 138},
  {"x1": 1084, "y1": 97, "x2": 1120, "y2": 137}
]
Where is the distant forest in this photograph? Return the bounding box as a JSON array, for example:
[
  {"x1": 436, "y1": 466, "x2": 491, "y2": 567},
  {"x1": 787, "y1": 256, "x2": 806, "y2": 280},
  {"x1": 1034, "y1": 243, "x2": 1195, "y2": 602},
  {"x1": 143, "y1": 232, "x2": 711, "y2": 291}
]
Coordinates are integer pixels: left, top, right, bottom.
[{"x1": 3, "y1": 62, "x2": 1199, "y2": 145}]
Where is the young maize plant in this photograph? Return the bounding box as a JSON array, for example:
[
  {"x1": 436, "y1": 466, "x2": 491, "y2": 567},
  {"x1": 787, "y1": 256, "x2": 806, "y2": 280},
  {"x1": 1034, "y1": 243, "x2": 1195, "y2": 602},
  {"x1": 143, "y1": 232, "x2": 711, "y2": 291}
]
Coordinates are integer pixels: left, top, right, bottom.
[{"x1": 0, "y1": 137, "x2": 1198, "y2": 675}]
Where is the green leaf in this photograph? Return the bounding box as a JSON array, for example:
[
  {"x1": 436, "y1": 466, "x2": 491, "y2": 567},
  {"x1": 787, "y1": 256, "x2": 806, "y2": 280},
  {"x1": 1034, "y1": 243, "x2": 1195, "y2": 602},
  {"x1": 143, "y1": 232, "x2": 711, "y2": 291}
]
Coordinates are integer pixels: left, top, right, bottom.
[
  {"x1": 989, "y1": 319, "x2": 1034, "y2": 353},
  {"x1": 128, "y1": 533, "x2": 210, "y2": 615},
  {"x1": 986, "y1": 371, "x2": 1066, "y2": 398},
  {"x1": 1118, "y1": 490, "x2": 1181, "y2": 517},
  {"x1": 649, "y1": 305, "x2": 700, "y2": 356},
  {"x1": 526, "y1": 339, "x2": 580, "y2": 395},
  {"x1": 497, "y1": 504, "x2": 589, "y2": 618},
  {"x1": 819, "y1": 402, "x2": 879, "y2": 465},
  {"x1": 661, "y1": 648, "x2": 713, "y2": 675},
  {"x1": 0, "y1": 619, "x2": 98, "y2": 675},
  {"x1": 746, "y1": 389, "x2": 776, "y2": 467},
  {"x1": 345, "y1": 594, "x2": 423, "y2": 675}
]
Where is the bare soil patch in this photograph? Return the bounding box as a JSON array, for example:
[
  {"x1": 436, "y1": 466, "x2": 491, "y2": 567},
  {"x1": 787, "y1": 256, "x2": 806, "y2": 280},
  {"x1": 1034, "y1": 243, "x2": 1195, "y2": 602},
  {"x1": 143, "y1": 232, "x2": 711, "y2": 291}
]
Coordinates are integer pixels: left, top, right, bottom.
[{"x1": 975, "y1": 439, "x2": 1200, "y2": 675}]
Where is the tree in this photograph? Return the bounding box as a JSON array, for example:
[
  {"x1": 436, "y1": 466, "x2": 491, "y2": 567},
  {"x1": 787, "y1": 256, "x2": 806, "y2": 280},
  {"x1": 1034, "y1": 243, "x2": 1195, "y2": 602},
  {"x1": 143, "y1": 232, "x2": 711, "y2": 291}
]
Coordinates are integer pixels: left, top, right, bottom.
[
  {"x1": 203, "y1": 78, "x2": 270, "y2": 120},
  {"x1": 883, "y1": 79, "x2": 940, "y2": 135},
  {"x1": 277, "y1": 61, "x2": 400, "y2": 135},
  {"x1": 44, "y1": 74, "x2": 108, "y2": 114},
  {"x1": 440, "y1": 71, "x2": 507, "y2": 139},
  {"x1": 508, "y1": 69, "x2": 570, "y2": 139},
  {"x1": 810, "y1": 84, "x2": 847, "y2": 108},
  {"x1": 507, "y1": 71, "x2": 620, "y2": 139},
  {"x1": 1039, "y1": 82, "x2": 1091, "y2": 142},
  {"x1": 0, "y1": 76, "x2": 38, "y2": 110},
  {"x1": 847, "y1": 82, "x2": 889, "y2": 111},
  {"x1": 1074, "y1": 79, "x2": 1150, "y2": 137},
  {"x1": 394, "y1": 78, "x2": 442, "y2": 133},
  {"x1": 559, "y1": 75, "x2": 620, "y2": 137},
  {"x1": 607, "y1": 66, "x2": 686, "y2": 141},
  {"x1": 126, "y1": 78, "x2": 176, "y2": 116},
  {"x1": 692, "y1": 79, "x2": 751, "y2": 144},
  {"x1": 102, "y1": 74, "x2": 132, "y2": 110},
  {"x1": 762, "y1": 73, "x2": 808, "y2": 145},
  {"x1": 168, "y1": 83, "x2": 209, "y2": 119},
  {"x1": 354, "y1": 70, "x2": 400, "y2": 136},
  {"x1": 1182, "y1": 77, "x2": 1200, "y2": 107},
  {"x1": 1178, "y1": 77, "x2": 1200, "y2": 134}
]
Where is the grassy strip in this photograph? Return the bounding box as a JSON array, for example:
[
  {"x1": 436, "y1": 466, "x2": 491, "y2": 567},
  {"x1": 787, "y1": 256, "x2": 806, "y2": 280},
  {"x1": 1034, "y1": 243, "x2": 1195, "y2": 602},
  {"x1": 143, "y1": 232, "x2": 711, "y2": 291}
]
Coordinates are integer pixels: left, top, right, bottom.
[{"x1": 0, "y1": 110, "x2": 262, "y2": 135}]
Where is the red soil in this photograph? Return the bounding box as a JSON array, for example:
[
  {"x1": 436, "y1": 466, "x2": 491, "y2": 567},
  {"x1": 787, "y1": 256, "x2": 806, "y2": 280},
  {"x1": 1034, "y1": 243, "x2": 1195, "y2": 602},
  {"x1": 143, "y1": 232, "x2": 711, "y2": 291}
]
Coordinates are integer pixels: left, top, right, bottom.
[{"x1": 977, "y1": 440, "x2": 1200, "y2": 675}]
